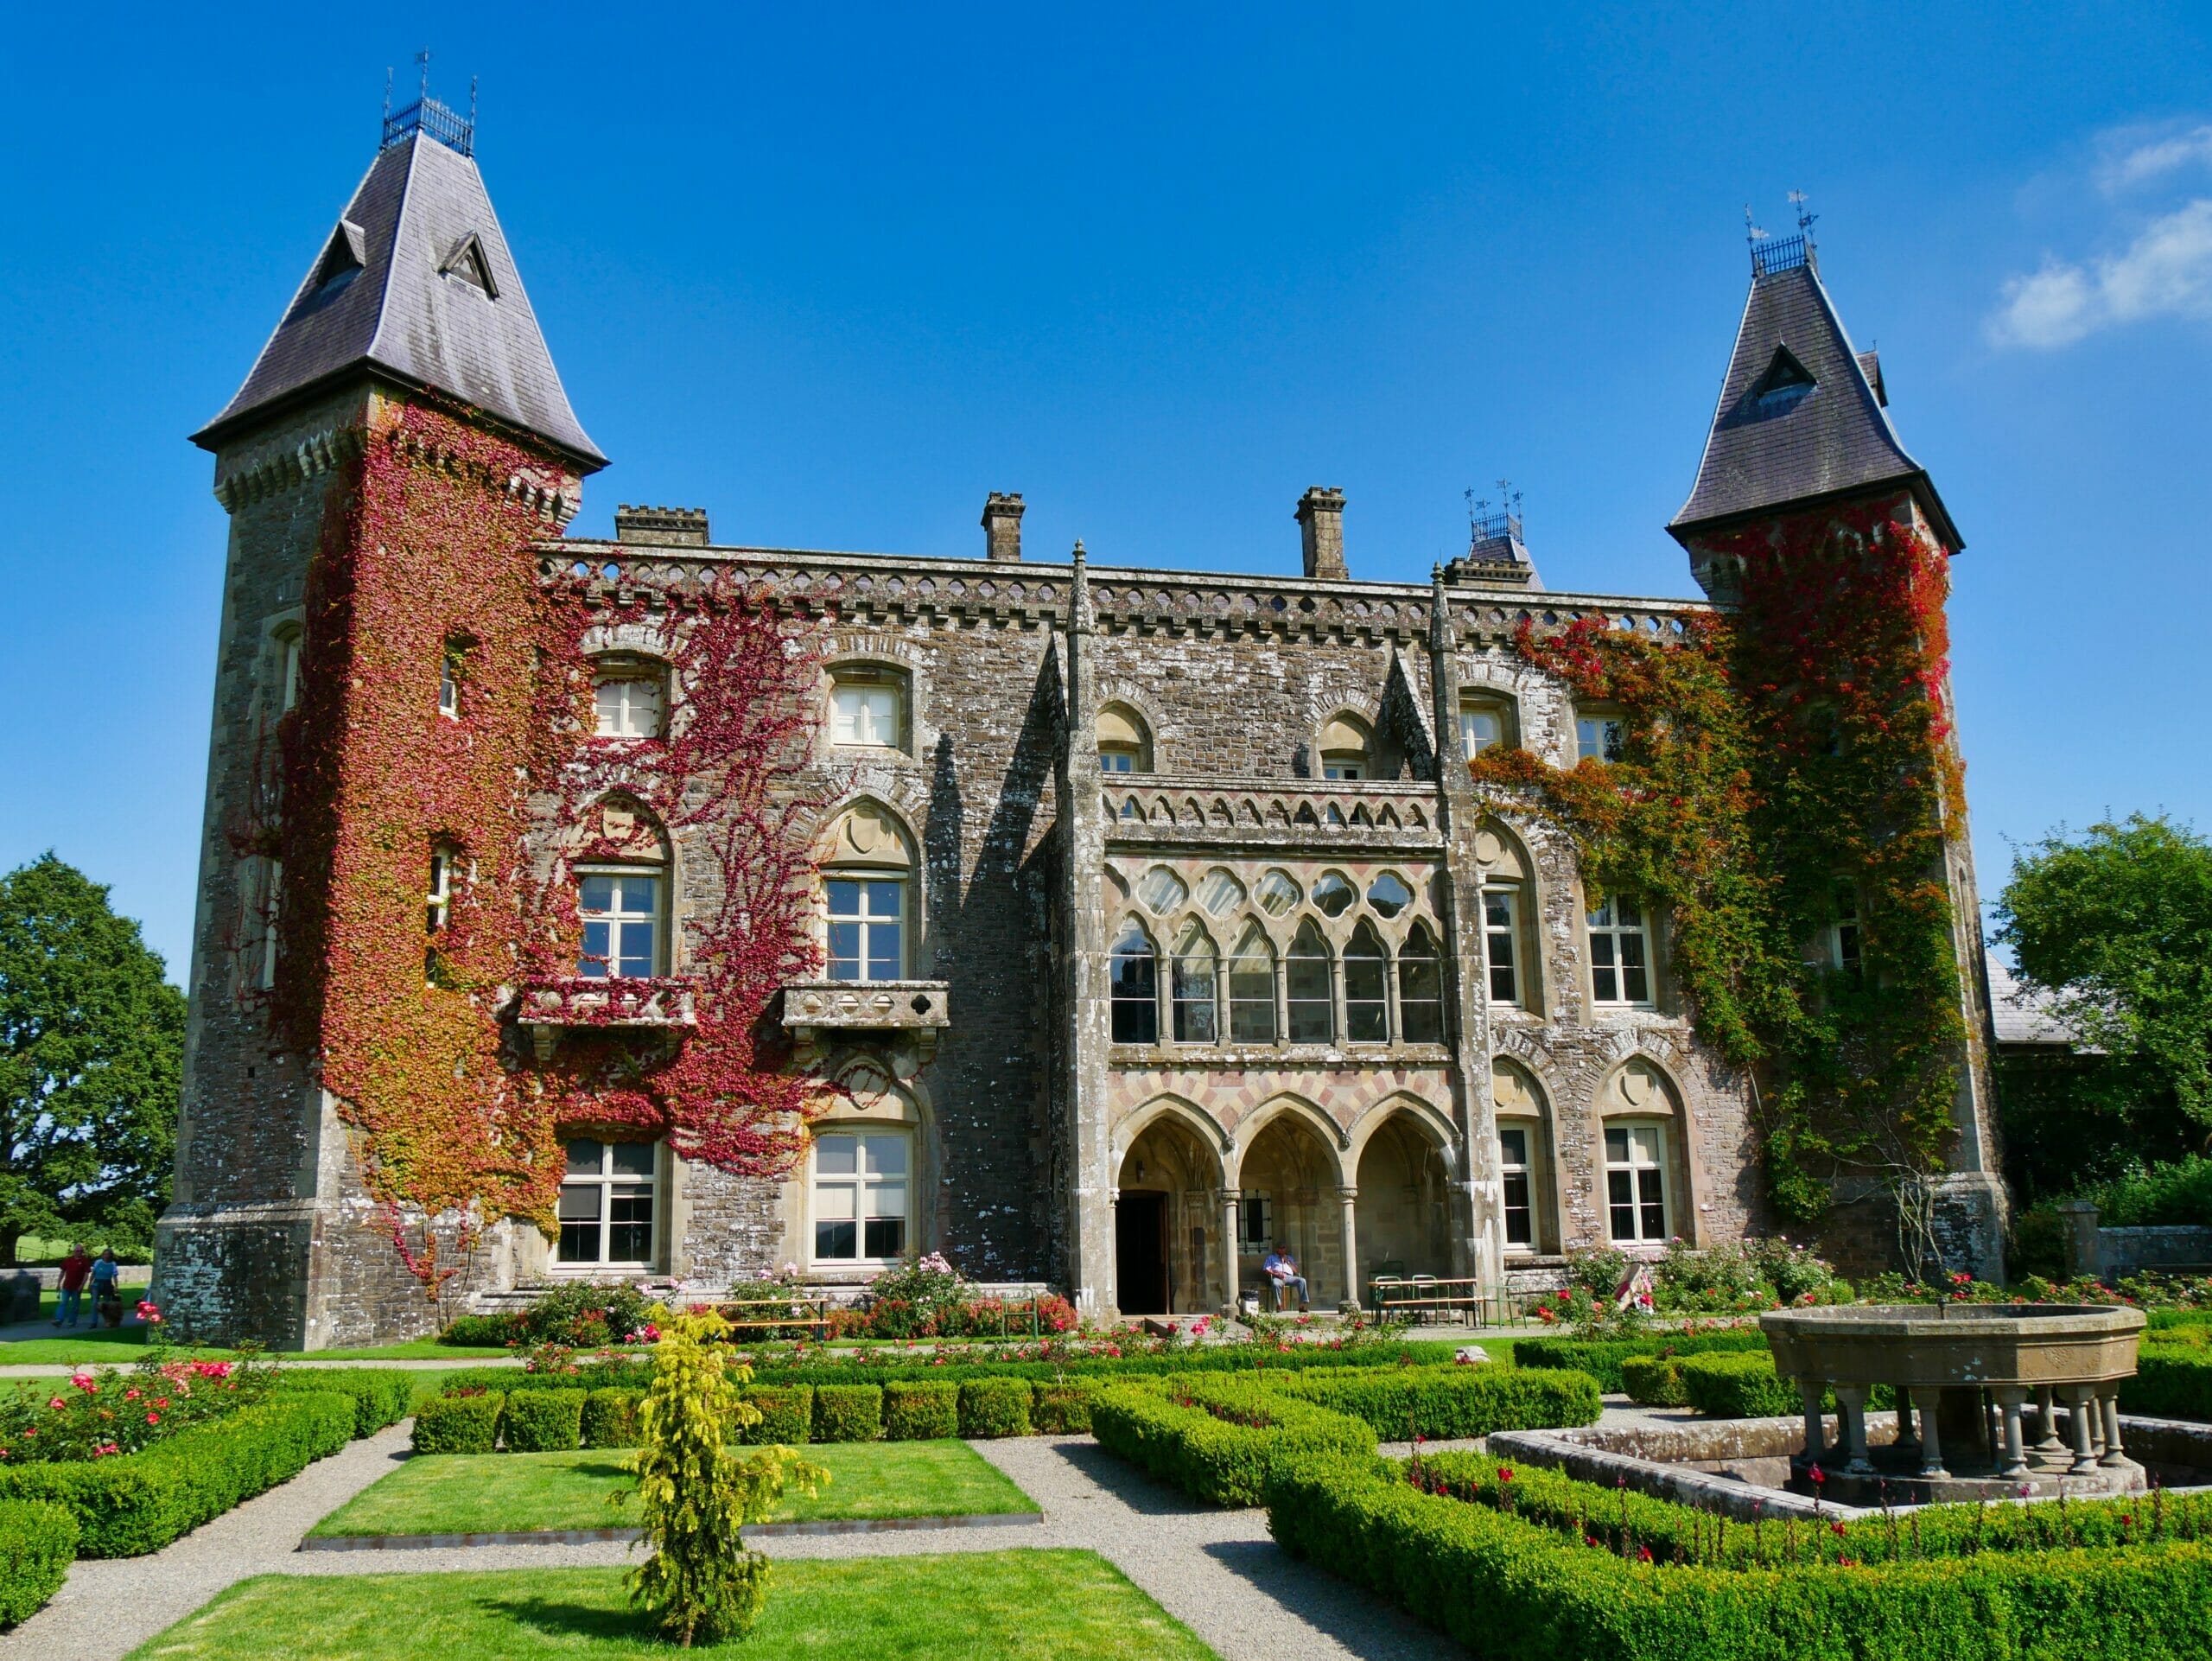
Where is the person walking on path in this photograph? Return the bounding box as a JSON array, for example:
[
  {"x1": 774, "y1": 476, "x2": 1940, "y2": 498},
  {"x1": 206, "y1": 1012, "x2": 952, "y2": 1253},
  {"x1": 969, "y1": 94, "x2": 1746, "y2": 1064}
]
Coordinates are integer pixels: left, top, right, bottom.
[
  {"x1": 54, "y1": 1245, "x2": 92, "y2": 1327},
  {"x1": 89, "y1": 1249, "x2": 123, "y2": 1327}
]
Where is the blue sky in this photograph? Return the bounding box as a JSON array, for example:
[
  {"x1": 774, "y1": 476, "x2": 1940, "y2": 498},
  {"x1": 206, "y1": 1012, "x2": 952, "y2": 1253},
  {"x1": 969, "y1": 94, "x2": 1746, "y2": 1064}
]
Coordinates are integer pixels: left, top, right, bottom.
[{"x1": 3, "y1": 3, "x2": 2208, "y2": 977}]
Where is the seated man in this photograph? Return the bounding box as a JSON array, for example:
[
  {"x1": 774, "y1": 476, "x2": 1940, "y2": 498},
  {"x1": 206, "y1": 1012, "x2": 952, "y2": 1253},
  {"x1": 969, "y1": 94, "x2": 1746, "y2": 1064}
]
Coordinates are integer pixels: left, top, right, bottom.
[{"x1": 1259, "y1": 1243, "x2": 1310, "y2": 1313}]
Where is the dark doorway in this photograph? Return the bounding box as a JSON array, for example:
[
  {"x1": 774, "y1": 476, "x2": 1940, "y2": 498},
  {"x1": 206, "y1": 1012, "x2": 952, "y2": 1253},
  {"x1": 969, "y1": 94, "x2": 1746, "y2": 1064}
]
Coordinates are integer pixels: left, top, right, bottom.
[{"x1": 1116, "y1": 1192, "x2": 1170, "y2": 1314}]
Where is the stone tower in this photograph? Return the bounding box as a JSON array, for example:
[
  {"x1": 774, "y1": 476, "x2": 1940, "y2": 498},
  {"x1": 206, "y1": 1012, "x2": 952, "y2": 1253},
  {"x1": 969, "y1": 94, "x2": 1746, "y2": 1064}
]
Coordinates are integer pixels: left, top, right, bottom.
[
  {"x1": 1668, "y1": 230, "x2": 2005, "y2": 1278},
  {"x1": 152, "y1": 95, "x2": 607, "y2": 1347}
]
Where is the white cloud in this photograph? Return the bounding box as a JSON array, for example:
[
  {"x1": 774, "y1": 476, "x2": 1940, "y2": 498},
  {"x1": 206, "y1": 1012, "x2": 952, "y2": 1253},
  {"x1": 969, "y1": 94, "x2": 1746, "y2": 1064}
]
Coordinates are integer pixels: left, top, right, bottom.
[
  {"x1": 1988, "y1": 198, "x2": 2212, "y2": 348},
  {"x1": 2100, "y1": 124, "x2": 2212, "y2": 193}
]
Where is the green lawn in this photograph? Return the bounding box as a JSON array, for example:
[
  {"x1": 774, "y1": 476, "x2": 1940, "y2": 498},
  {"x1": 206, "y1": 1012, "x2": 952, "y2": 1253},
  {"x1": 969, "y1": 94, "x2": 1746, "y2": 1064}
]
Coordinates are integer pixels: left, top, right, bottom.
[
  {"x1": 310, "y1": 1439, "x2": 1037, "y2": 1537},
  {"x1": 0, "y1": 1327, "x2": 518, "y2": 1365},
  {"x1": 130, "y1": 1554, "x2": 1211, "y2": 1659}
]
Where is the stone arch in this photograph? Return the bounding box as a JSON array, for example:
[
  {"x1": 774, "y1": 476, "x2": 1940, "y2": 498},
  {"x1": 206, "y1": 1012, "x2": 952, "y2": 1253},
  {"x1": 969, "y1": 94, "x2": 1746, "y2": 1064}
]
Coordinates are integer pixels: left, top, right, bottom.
[
  {"x1": 1116, "y1": 1096, "x2": 1229, "y2": 1316},
  {"x1": 784, "y1": 1055, "x2": 941, "y2": 1276},
  {"x1": 1234, "y1": 1097, "x2": 1349, "y2": 1309},
  {"x1": 1353, "y1": 1103, "x2": 1458, "y2": 1294},
  {"x1": 1489, "y1": 1058, "x2": 1561, "y2": 1257},
  {"x1": 1589, "y1": 1052, "x2": 1698, "y2": 1248},
  {"x1": 1230, "y1": 1092, "x2": 1347, "y2": 1186}
]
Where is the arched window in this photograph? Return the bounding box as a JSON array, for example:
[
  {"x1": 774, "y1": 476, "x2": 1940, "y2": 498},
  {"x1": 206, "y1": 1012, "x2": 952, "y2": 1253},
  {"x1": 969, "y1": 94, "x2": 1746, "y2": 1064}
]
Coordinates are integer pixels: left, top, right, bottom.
[
  {"x1": 822, "y1": 803, "x2": 912, "y2": 983},
  {"x1": 1319, "y1": 713, "x2": 1371, "y2": 780},
  {"x1": 1098, "y1": 703, "x2": 1154, "y2": 774},
  {"x1": 593, "y1": 655, "x2": 668, "y2": 739},
  {"x1": 1171, "y1": 920, "x2": 1218, "y2": 1043},
  {"x1": 1397, "y1": 922, "x2": 1444, "y2": 1044},
  {"x1": 1110, "y1": 921, "x2": 1160, "y2": 1044},
  {"x1": 1286, "y1": 919, "x2": 1334, "y2": 1043},
  {"x1": 1344, "y1": 920, "x2": 1389, "y2": 1042},
  {"x1": 1226, "y1": 923, "x2": 1277, "y2": 1043}
]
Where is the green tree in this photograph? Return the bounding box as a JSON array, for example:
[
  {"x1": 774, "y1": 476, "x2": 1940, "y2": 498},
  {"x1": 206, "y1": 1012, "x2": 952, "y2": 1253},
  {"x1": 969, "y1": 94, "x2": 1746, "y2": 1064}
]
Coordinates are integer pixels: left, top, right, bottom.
[
  {"x1": 0, "y1": 855, "x2": 187, "y2": 1264},
  {"x1": 619, "y1": 1308, "x2": 822, "y2": 1645},
  {"x1": 1995, "y1": 814, "x2": 2212, "y2": 1135}
]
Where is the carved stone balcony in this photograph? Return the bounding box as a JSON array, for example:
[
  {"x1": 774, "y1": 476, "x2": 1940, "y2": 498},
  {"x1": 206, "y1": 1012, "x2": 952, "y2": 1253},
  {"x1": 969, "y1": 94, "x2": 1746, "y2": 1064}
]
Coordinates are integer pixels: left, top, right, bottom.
[
  {"x1": 1103, "y1": 775, "x2": 1445, "y2": 851},
  {"x1": 518, "y1": 977, "x2": 696, "y2": 1062},
  {"x1": 782, "y1": 980, "x2": 950, "y2": 1052}
]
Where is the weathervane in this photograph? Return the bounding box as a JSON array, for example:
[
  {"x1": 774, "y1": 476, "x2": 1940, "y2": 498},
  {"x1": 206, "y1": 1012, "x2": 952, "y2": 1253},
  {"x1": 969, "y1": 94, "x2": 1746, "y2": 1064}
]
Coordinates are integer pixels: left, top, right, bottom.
[{"x1": 1789, "y1": 188, "x2": 1819, "y2": 241}]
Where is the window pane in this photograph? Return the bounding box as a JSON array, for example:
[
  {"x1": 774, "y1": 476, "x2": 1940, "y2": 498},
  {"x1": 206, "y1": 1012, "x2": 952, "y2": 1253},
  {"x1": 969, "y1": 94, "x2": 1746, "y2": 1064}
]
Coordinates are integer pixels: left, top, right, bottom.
[
  {"x1": 1101, "y1": 750, "x2": 1134, "y2": 773},
  {"x1": 1638, "y1": 1169, "x2": 1666, "y2": 1240},
  {"x1": 1607, "y1": 1168, "x2": 1635, "y2": 1239},
  {"x1": 1503, "y1": 1170, "x2": 1532, "y2": 1245},
  {"x1": 618, "y1": 920, "x2": 656, "y2": 977},
  {"x1": 563, "y1": 1138, "x2": 604, "y2": 1178},
  {"x1": 1110, "y1": 930, "x2": 1160, "y2": 1044},
  {"x1": 868, "y1": 1183, "x2": 906, "y2": 1221},
  {"x1": 556, "y1": 1183, "x2": 602, "y2": 1221},
  {"x1": 1255, "y1": 871, "x2": 1300, "y2": 915},
  {"x1": 864, "y1": 881, "x2": 901, "y2": 918},
  {"x1": 1616, "y1": 897, "x2": 1643, "y2": 928},
  {"x1": 1312, "y1": 875, "x2": 1355, "y2": 917},
  {"x1": 863, "y1": 1217, "x2": 906, "y2": 1257},
  {"x1": 1605, "y1": 1127, "x2": 1630, "y2": 1163},
  {"x1": 863, "y1": 1136, "x2": 907, "y2": 1177},
  {"x1": 1366, "y1": 873, "x2": 1412, "y2": 917},
  {"x1": 594, "y1": 680, "x2": 623, "y2": 735},
  {"x1": 816, "y1": 1136, "x2": 858, "y2": 1176},
  {"x1": 580, "y1": 875, "x2": 615, "y2": 913},
  {"x1": 816, "y1": 1219, "x2": 857, "y2": 1259},
  {"x1": 827, "y1": 922, "x2": 861, "y2": 979},
  {"x1": 558, "y1": 1222, "x2": 601, "y2": 1263},
  {"x1": 610, "y1": 1142, "x2": 655, "y2": 1178},
  {"x1": 831, "y1": 687, "x2": 862, "y2": 744},
  {"x1": 827, "y1": 880, "x2": 862, "y2": 917},
  {"x1": 1499, "y1": 1127, "x2": 1527, "y2": 1167},
  {"x1": 866, "y1": 922, "x2": 902, "y2": 981},
  {"x1": 1630, "y1": 1125, "x2": 1662, "y2": 1165}
]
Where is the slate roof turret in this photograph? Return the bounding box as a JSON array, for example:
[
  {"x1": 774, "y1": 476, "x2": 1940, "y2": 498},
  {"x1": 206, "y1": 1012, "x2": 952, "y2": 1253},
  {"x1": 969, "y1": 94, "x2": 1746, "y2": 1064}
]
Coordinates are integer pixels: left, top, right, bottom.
[
  {"x1": 1669, "y1": 245, "x2": 1956, "y2": 550},
  {"x1": 194, "y1": 128, "x2": 605, "y2": 471}
]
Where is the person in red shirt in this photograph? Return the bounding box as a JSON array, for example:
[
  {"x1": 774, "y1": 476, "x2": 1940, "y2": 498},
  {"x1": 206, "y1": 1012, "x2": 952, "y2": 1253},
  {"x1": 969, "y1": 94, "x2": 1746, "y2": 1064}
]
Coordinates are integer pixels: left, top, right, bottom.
[{"x1": 54, "y1": 1245, "x2": 92, "y2": 1328}]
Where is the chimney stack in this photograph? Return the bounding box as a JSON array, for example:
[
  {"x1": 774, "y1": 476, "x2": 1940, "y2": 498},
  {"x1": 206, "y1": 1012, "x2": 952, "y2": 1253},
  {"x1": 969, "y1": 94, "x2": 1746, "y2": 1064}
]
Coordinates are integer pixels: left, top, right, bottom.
[
  {"x1": 1296, "y1": 487, "x2": 1347, "y2": 581},
  {"x1": 982, "y1": 493, "x2": 1026, "y2": 562}
]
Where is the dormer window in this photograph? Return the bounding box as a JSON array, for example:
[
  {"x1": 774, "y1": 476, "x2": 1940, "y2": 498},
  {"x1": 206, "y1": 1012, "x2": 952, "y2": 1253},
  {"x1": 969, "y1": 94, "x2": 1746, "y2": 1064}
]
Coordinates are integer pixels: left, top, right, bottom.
[
  {"x1": 1751, "y1": 346, "x2": 1816, "y2": 414},
  {"x1": 439, "y1": 232, "x2": 499, "y2": 298},
  {"x1": 830, "y1": 665, "x2": 907, "y2": 751}
]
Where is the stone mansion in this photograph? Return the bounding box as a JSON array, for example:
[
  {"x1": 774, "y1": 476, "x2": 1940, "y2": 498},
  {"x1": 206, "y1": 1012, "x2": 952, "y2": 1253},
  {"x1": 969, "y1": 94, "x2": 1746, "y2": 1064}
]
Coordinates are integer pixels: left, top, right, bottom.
[{"x1": 152, "y1": 99, "x2": 2005, "y2": 1347}]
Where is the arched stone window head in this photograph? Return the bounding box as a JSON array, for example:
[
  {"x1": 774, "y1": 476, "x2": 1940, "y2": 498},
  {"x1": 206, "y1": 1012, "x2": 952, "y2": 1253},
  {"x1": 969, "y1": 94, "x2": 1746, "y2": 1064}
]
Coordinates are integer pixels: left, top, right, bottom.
[
  {"x1": 1344, "y1": 920, "x2": 1389, "y2": 1042},
  {"x1": 1171, "y1": 920, "x2": 1218, "y2": 1043},
  {"x1": 1319, "y1": 712, "x2": 1372, "y2": 780},
  {"x1": 1109, "y1": 920, "x2": 1159, "y2": 1044},
  {"x1": 1286, "y1": 919, "x2": 1334, "y2": 1043},
  {"x1": 1098, "y1": 703, "x2": 1154, "y2": 774},
  {"x1": 1397, "y1": 922, "x2": 1445, "y2": 1043},
  {"x1": 822, "y1": 803, "x2": 913, "y2": 983},
  {"x1": 575, "y1": 799, "x2": 671, "y2": 979},
  {"x1": 1491, "y1": 1060, "x2": 1554, "y2": 1254}
]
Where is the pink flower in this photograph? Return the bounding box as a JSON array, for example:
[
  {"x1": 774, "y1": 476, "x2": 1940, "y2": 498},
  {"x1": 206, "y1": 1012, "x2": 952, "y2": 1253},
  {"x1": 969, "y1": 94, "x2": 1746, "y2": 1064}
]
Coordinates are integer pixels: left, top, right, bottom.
[
  {"x1": 137, "y1": 1300, "x2": 162, "y2": 1324},
  {"x1": 72, "y1": 1371, "x2": 97, "y2": 1393},
  {"x1": 124, "y1": 1388, "x2": 141, "y2": 1401},
  {"x1": 146, "y1": 1412, "x2": 161, "y2": 1425},
  {"x1": 48, "y1": 1398, "x2": 66, "y2": 1411}
]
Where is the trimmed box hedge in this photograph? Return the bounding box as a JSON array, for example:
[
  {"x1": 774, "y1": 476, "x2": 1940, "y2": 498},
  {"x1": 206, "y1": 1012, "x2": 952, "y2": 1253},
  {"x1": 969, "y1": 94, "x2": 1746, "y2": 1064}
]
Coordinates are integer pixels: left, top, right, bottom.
[
  {"x1": 1090, "y1": 1379, "x2": 1376, "y2": 1507},
  {"x1": 411, "y1": 1391, "x2": 505, "y2": 1455},
  {"x1": 0, "y1": 1499, "x2": 76, "y2": 1629},
  {"x1": 883, "y1": 1381, "x2": 959, "y2": 1441},
  {"x1": 811, "y1": 1384, "x2": 884, "y2": 1442},
  {"x1": 1676, "y1": 1352, "x2": 1894, "y2": 1419},
  {"x1": 2123, "y1": 1344, "x2": 2212, "y2": 1421},
  {"x1": 1620, "y1": 1354, "x2": 1689, "y2": 1407},
  {"x1": 0, "y1": 1391, "x2": 355, "y2": 1558},
  {"x1": 1277, "y1": 1364, "x2": 1601, "y2": 1439},
  {"x1": 1516, "y1": 1328, "x2": 1766, "y2": 1392},
  {"x1": 1269, "y1": 1454, "x2": 2212, "y2": 1660},
  {"x1": 1032, "y1": 1381, "x2": 1097, "y2": 1434},
  {"x1": 270, "y1": 1369, "x2": 414, "y2": 1438},
  {"x1": 959, "y1": 1376, "x2": 1034, "y2": 1439},
  {"x1": 738, "y1": 1384, "x2": 813, "y2": 1444},
  {"x1": 501, "y1": 1387, "x2": 584, "y2": 1452},
  {"x1": 581, "y1": 1388, "x2": 640, "y2": 1449}
]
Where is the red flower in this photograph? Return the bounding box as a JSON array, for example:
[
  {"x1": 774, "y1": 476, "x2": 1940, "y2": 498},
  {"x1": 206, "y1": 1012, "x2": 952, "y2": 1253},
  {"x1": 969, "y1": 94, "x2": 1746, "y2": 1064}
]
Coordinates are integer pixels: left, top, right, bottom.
[
  {"x1": 1497, "y1": 1467, "x2": 1516, "y2": 1483},
  {"x1": 146, "y1": 1412, "x2": 161, "y2": 1425},
  {"x1": 1637, "y1": 1545, "x2": 1653, "y2": 1562}
]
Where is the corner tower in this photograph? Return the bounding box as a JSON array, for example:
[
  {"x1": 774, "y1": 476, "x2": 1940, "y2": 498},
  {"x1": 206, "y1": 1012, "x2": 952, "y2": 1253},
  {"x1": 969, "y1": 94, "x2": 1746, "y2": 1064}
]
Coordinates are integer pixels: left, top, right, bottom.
[
  {"x1": 154, "y1": 92, "x2": 607, "y2": 1347},
  {"x1": 1669, "y1": 230, "x2": 2004, "y2": 1280}
]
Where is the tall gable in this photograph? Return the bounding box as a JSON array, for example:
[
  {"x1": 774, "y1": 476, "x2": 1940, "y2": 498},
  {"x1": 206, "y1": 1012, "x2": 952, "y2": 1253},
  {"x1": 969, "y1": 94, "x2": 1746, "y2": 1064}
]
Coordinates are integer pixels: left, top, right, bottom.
[
  {"x1": 1669, "y1": 245, "x2": 1955, "y2": 548},
  {"x1": 194, "y1": 131, "x2": 604, "y2": 470}
]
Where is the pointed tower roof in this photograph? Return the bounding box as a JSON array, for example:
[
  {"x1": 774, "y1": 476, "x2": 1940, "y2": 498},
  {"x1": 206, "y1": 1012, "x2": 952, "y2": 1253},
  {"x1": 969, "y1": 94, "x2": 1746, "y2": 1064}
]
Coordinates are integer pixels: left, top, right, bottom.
[
  {"x1": 194, "y1": 121, "x2": 605, "y2": 470},
  {"x1": 1669, "y1": 241, "x2": 1956, "y2": 549}
]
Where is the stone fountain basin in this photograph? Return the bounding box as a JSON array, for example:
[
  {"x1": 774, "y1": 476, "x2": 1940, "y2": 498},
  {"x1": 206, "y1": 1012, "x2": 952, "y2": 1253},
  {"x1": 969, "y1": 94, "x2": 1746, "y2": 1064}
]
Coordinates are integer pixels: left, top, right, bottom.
[{"x1": 1761, "y1": 1302, "x2": 2145, "y2": 1389}]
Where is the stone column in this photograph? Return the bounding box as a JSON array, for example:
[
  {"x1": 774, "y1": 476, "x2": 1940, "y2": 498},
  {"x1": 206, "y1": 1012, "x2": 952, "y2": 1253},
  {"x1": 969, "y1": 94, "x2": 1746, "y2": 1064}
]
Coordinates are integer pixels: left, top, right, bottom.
[
  {"x1": 1993, "y1": 1386, "x2": 2031, "y2": 1479},
  {"x1": 2098, "y1": 1389, "x2": 2128, "y2": 1468},
  {"x1": 1335, "y1": 1185, "x2": 1360, "y2": 1312},
  {"x1": 1833, "y1": 1384, "x2": 1874, "y2": 1474},
  {"x1": 2064, "y1": 1385, "x2": 2101, "y2": 1475},
  {"x1": 1798, "y1": 1378, "x2": 1827, "y2": 1465},
  {"x1": 2035, "y1": 1386, "x2": 2066, "y2": 1452},
  {"x1": 1916, "y1": 1386, "x2": 1948, "y2": 1478},
  {"x1": 1893, "y1": 1386, "x2": 1917, "y2": 1452},
  {"x1": 1220, "y1": 1189, "x2": 1242, "y2": 1314}
]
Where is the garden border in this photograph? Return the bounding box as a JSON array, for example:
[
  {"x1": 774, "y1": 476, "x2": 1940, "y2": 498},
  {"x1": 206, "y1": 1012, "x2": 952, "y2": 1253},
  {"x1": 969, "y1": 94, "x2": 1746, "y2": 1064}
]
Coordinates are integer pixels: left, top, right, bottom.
[{"x1": 296, "y1": 1509, "x2": 1045, "y2": 1550}]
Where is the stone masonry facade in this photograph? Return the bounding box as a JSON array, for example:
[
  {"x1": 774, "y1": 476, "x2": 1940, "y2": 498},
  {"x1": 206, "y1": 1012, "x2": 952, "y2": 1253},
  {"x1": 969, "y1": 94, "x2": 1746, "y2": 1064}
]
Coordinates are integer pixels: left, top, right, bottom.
[{"x1": 151, "y1": 114, "x2": 2007, "y2": 1346}]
